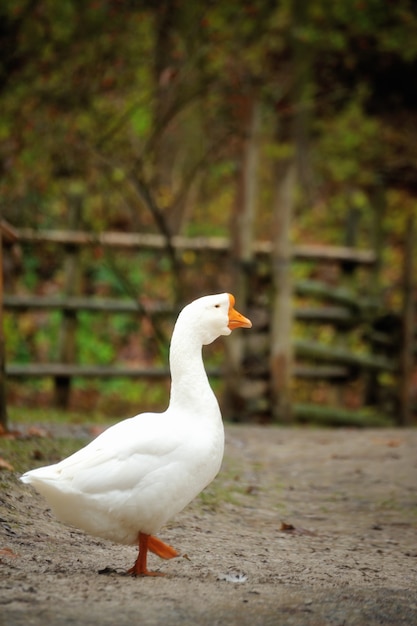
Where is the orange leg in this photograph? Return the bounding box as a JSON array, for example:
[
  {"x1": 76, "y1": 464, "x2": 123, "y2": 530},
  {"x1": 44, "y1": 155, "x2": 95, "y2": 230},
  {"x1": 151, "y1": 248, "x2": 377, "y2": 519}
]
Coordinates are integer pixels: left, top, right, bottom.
[{"x1": 127, "y1": 532, "x2": 179, "y2": 577}]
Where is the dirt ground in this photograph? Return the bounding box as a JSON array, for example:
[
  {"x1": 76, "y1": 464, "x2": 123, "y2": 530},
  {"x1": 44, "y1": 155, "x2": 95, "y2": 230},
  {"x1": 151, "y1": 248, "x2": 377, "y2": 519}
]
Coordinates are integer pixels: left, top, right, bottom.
[{"x1": 1, "y1": 424, "x2": 417, "y2": 626}]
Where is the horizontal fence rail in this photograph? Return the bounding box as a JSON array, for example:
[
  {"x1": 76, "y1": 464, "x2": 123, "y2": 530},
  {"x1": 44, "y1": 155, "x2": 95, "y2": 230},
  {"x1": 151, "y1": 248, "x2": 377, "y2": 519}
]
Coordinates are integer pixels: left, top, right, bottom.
[
  {"x1": 2, "y1": 224, "x2": 414, "y2": 426},
  {"x1": 3, "y1": 294, "x2": 360, "y2": 324},
  {"x1": 4, "y1": 363, "x2": 353, "y2": 381},
  {"x1": 16, "y1": 228, "x2": 377, "y2": 265}
]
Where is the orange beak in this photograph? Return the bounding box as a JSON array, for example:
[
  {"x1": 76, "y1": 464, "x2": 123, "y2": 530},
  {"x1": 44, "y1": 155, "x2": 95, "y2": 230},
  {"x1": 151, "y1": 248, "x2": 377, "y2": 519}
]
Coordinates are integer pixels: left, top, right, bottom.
[{"x1": 227, "y1": 294, "x2": 252, "y2": 330}]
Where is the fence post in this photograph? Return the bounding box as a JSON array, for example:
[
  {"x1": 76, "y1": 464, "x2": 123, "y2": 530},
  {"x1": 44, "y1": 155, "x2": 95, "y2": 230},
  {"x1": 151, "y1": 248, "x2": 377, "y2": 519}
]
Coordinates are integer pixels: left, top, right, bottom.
[
  {"x1": 54, "y1": 192, "x2": 82, "y2": 409},
  {"x1": 399, "y1": 214, "x2": 415, "y2": 426},
  {"x1": 270, "y1": 160, "x2": 296, "y2": 422},
  {"x1": 0, "y1": 219, "x2": 18, "y2": 431}
]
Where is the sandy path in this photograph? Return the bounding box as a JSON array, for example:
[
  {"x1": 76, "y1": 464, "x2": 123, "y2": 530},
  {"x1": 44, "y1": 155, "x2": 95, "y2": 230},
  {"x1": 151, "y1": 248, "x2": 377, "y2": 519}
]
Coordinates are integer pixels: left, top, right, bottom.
[{"x1": 1, "y1": 425, "x2": 416, "y2": 625}]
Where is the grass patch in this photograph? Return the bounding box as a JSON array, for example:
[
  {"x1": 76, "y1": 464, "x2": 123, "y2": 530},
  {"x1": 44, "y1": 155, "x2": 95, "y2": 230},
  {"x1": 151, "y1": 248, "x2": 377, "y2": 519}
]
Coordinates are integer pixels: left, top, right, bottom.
[
  {"x1": 8, "y1": 406, "x2": 116, "y2": 428},
  {"x1": 0, "y1": 436, "x2": 87, "y2": 475},
  {"x1": 1, "y1": 407, "x2": 104, "y2": 474}
]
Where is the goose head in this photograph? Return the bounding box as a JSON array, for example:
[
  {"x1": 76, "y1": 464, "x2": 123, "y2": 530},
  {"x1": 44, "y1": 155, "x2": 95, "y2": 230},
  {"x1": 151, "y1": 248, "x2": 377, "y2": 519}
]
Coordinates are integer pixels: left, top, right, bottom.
[{"x1": 176, "y1": 293, "x2": 252, "y2": 346}]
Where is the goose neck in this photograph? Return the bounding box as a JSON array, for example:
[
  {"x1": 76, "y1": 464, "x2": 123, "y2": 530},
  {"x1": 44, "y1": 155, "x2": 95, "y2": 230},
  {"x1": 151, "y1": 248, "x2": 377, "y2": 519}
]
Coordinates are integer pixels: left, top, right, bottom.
[{"x1": 168, "y1": 332, "x2": 216, "y2": 411}]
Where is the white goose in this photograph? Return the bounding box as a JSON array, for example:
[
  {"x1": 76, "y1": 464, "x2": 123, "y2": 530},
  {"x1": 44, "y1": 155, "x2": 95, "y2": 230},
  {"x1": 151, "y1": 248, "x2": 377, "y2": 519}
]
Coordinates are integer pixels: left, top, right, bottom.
[{"x1": 21, "y1": 293, "x2": 251, "y2": 576}]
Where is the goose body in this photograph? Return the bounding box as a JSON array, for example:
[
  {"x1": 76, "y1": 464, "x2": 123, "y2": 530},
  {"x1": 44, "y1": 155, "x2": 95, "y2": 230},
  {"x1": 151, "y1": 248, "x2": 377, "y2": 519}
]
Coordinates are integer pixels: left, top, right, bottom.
[{"x1": 21, "y1": 293, "x2": 251, "y2": 575}]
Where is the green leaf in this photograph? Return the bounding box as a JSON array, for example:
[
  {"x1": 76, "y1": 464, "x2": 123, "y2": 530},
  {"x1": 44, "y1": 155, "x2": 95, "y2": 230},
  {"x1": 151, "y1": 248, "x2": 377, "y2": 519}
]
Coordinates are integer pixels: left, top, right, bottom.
[{"x1": 131, "y1": 106, "x2": 151, "y2": 138}]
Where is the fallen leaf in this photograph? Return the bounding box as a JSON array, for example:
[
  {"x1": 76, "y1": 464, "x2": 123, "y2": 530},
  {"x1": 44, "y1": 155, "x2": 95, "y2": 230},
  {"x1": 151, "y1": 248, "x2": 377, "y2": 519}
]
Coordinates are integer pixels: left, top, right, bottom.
[
  {"x1": 27, "y1": 426, "x2": 49, "y2": 438},
  {"x1": 89, "y1": 425, "x2": 107, "y2": 437},
  {"x1": 371, "y1": 437, "x2": 403, "y2": 447},
  {"x1": 279, "y1": 522, "x2": 317, "y2": 536},
  {"x1": 0, "y1": 458, "x2": 14, "y2": 471},
  {"x1": 0, "y1": 424, "x2": 22, "y2": 439},
  {"x1": 386, "y1": 439, "x2": 403, "y2": 448},
  {"x1": 0, "y1": 547, "x2": 19, "y2": 558},
  {"x1": 32, "y1": 449, "x2": 45, "y2": 461}
]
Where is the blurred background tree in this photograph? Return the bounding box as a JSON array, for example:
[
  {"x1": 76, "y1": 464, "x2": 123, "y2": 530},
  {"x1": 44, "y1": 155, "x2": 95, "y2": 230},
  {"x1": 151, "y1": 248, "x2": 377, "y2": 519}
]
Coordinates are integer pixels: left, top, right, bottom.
[
  {"x1": 1, "y1": 1, "x2": 415, "y2": 244},
  {"x1": 1, "y1": 0, "x2": 416, "y2": 419}
]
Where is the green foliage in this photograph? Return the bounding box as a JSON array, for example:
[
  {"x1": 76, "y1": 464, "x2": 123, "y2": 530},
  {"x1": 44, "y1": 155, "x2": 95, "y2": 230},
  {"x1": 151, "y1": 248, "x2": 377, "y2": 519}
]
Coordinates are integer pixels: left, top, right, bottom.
[
  {"x1": 77, "y1": 312, "x2": 117, "y2": 366},
  {"x1": 1, "y1": 0, "x2": 417, "y2": 420},
  {"x1": 130, "y1": 105, "x2": 152, "y2": 139},
  {"x1": 315, "y1": 96, "x2": 380, "y2": 186},
  {"x1": 2, "y1": 0, "x2": 416, "y2": 241}
]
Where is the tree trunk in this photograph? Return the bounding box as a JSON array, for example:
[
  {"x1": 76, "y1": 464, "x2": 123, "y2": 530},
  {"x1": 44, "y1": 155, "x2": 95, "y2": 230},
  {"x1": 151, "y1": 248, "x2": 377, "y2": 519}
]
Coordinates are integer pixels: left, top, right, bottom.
[
  {"x1": 269, "y1": 0, "x2": 311, "y2": 422},
  {"x1": 0, "y1": 227, "x2": 8, "y2": 431},
  {"x1": 270, "y1": 159, "x2": 296, "y2": 422},
  {"x1": 224, "y1": 98, "x2": 261, "y2": 420}
]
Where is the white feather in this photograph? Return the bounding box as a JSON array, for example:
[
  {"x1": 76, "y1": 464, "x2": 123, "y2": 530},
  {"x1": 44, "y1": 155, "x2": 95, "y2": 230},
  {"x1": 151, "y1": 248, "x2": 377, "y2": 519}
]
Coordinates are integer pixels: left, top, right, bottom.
[{"x1": 21, "y1": 293, "x2": 240, "y2": 545}]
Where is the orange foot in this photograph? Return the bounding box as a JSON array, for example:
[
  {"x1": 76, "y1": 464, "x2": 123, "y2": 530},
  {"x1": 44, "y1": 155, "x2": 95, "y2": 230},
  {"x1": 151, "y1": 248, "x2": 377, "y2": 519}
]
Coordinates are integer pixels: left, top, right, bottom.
[{"x1": 128, "y1": 532, "x2": 179, "y2": 577}]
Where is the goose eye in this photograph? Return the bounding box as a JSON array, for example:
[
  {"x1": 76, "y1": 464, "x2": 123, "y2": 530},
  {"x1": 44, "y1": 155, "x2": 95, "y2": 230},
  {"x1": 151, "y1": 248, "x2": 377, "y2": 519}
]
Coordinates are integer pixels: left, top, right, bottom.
[{"x1": 214, "y1": 304, "x2": 220, "y2": 308}]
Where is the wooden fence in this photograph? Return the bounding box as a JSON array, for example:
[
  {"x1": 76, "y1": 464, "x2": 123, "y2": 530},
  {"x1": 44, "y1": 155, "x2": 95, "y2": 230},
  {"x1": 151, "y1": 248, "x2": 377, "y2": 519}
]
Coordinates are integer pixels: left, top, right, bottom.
[{"x1": 1, "y1": 223, "x2": 416, "y2": 427}]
